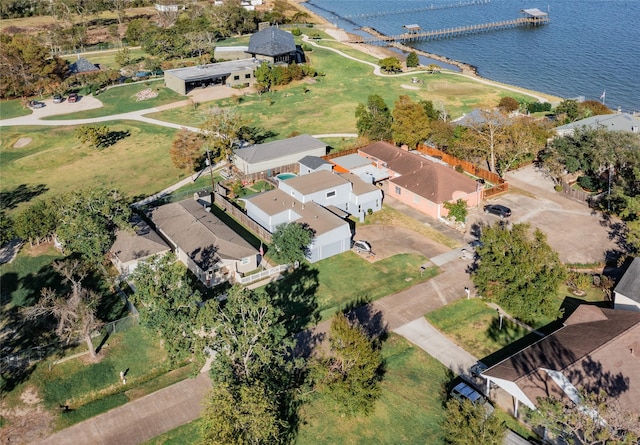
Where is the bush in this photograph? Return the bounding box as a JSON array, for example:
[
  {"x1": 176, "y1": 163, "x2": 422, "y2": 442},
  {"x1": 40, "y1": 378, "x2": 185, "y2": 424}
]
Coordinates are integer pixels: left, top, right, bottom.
[
  {"x1": 554, "y1": 184, "x2": 563, "y2": 192},
  {"x1": 577, "y1": 175, "x2": 603, "y2": 192},
  {"x1": 291, "y1": 28, "x2": 302, "y2": 36},
  {"x1": 443, "y1": 199, "x2": 468, "y2": 222}
]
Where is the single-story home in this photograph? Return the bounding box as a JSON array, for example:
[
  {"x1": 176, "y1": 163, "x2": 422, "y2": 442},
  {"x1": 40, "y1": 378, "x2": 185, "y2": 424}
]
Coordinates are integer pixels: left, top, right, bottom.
[
  {"x1": 483, "y1": 305, "x2": 640, "y2": 419},
  {"x1": 359, "y1": 141, "x2": 481, "y2": 219},
  {"x1": 149, "y1": 199, "x2": 258, "y2": 286},
  {"x1": 245, "y1": 188, "x2": 352, "y2": 263},
  {"x1": 247, "y1": 26, "x2": 297, "y2": 64},
  {"x1": 298, "y1": 155, "x2": 333, "y2": 175},
  {"x1": 164, "y1": 59, "x2": 261, "y2": 95},
  {"x1": 554, "y1": 113, "x2": 640, "y2": 137},
  {"x1": 109, "y1": 217, "x2": 170, "y2": 276},
  {"x1": 613, "y1": 257, "x2": 640, "y2": 311},
  {"x1": 233, "y1": 134, "x2": 327, "y2": 175}
]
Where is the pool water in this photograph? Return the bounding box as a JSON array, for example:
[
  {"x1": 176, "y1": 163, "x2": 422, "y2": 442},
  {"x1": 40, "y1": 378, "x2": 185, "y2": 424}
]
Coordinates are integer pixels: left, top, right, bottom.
[{"x1": 276, "y1": 173, "x2": 297, "y2": 180}]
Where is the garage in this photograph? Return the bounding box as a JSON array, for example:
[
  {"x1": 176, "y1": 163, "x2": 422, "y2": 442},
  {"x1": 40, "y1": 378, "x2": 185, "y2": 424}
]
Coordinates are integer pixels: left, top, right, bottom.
[{"x1": 164, "y1": 59, "x2": 261, "y2": 95}]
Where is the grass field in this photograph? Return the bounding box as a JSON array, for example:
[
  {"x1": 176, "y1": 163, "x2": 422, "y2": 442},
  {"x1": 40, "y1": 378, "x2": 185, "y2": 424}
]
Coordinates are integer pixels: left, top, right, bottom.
[
  {"x1": 0, "y1": 99, "x2": 32, "y2": 120},
  {"x1": 0, "y1": 121, "x2": 184, "y2": 208}
]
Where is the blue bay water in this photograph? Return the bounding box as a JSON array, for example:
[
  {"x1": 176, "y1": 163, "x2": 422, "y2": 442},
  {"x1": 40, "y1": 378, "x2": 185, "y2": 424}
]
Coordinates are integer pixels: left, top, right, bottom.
[{"x1": 304, "y1": 0, "x2": 640, "y2": 112}]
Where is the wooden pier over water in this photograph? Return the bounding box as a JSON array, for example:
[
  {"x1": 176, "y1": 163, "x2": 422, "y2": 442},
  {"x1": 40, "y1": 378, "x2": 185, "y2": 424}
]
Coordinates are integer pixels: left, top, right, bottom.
[
  {"x1": 344, "y1": 0, "x2": 491, "y2": 20},
  {"x1": 345, "y1": 9, "x2": 550, "y2": 45}
]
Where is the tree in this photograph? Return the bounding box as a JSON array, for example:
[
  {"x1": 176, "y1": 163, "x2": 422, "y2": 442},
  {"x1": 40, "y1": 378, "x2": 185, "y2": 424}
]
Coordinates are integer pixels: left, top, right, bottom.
[
  {"x1": 355, "y1": 94, "x2": 393, "y2": 141},
  {"x1": 12, "y1": 199, "x2": 59, "y2": 246},
  {"x1": 200, "y1": 381, "x2": 284, "y2": 445},
  {"x1": 554, "y1": 99, "x2": 582, "y2": 124},
  {"x1": 420, "y1": 99, "x2": 441, "y2": 121},
  {"x1": 56, "y1": 188, "x2": 130, "y2": 264},
  {"x1": 498, "y1": 96, "x2": 519, "y2": 113},
  {"x1": 458, "y1": 108, "x2": 509, "y2": 174},
  {"x1": 391, "y1": 95, "x2": 431, "y2": 149},
  {"x1": 497, "y1": 116, "x2": 551, "y2": 172},
  {"x1": 115, "y1": 47, "x2": 131, "y2": 67},
  {"x1": 75, "y1": 125, "x2": 110, "y2": 149},
  {"x1": 443, "y1": 199, "x2": 468, "y2": 222},
  {"x1": 170, "y1": 128, "x2": 204, "y2": 172},
  {"x1": 378, "y1": 57, "x2": 402, "y2": 73},
  {"x1": 130, "y1": 253, "x2": 201, "y2": 363},
  {"x1": 270, "y1": 222, "x2": 314, "y2": 264},
  {"x1": 406, "y1": 51, "x2": 419, "y2": 68},
  {"x1": 22, "y1": 259, "x2": 103, "y2": 357},
  {"x1": 442, "y1": 399, "x2": 506, "y2": 445},
  {"x1": 200, "y1": 107, "x2": 248, "y2": 166},
  {"x1": 0, "y1": 211, "x2": 14, "y2": 246},
  {"x1": 527, "y1": 389, "x2": 639, "y2": 444},
  {"x1": 312, "y1": 313, "x2": 383, "y2": 416},
  {"x1": 472, "y1": 223, "x2": 565, "y2": 323}
]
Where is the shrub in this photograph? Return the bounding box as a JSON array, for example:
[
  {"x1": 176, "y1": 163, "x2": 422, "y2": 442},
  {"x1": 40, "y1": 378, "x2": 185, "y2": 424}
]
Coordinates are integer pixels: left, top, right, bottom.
[
  {"x1": 443, "y1": 199, "x2": 468, "y2": 222},
  {"x1": 455, "y1": 165, "x2": 464, "y2": 173},
  {"x1": 554, "y1": 184, "x2": 563, "y2": 192},
  {"x1": 291, "y1": 28, "x2": 302, "y2": 36}
]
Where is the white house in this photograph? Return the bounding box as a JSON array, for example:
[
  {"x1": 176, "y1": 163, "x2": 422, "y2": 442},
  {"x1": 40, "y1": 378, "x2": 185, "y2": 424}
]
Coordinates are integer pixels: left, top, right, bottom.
[
  {"x1": 233, "y1": 134, "x2": 328, "y2": 175},
  {"x1": 244, "y1": 189, "x2": 352, "y2": 263},
  {"x1": 614, "y1": 257, "x2": 640, "y2": 311},
  {"x1": 149, "y1": 199, "x2": 258, "y2": 286},
  {"x1": 554, "y1": 113, "x2": 640, "y2": 137}
]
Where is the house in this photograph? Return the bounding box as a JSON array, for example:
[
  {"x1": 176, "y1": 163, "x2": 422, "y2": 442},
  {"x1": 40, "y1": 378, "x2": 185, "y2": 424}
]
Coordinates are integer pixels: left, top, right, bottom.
[
  {"x1": 329, "y1": 153, "x2": 390, "y2": 183},
  {"x1": 109, "y1": 217, "x2": 170, "y2": 276},
  {"x1": 277, "y1": 169, "x2": 382, "y2": 222},
  {"x1": 164, "y1": 59, "x2": 261, "y2": 95},
  {"x1": 244, "y1": 189, "x2": 352, "y2": 263},
  {"x1": 149, "y1": 199, "x2": 258, "y2": 286},
  {"x1": 233, "y1": 134, "x2": 327, "y2": 176},
  {"x1": 298, "y1": 155, "x2": 333, "y2": 175},
  {"x1": 359, "y1": 141, "x2": 481, "y2": 219},
  {"x1": 554, "y1": 113, "x2": 640, "y2": 136},
  {"x1": 482, "y1": 305, "x2": 640, "y2": 419},
  {"x1": 69, "y1": 57, "x2": 100, "y2": 74},
  {"x1": 614, "y1": 257, "x2": 640, "y2": 311},
  {"x1": 247, "y1": 26, "x2": 297, "y2": 64}
]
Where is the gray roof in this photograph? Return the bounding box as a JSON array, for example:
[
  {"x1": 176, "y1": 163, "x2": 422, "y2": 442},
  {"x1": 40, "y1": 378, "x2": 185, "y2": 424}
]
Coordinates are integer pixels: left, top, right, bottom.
[
  {"x1": 234, "y1": 134, "x2": 327, "y2": 164},
  {"x1": 452, "y1": 108, "x2": 507, "y2": 128},
  {"x1": 247, "y1": 27, "x2": 296, "y2": 57},
  {"x1": 110, "y1": 217, "x2": 170, "y2": 264},
  {"x1": 164, "y1": 59, "x2": 260, "y2": 82},
  {"x1": 521, "y1": 8, "x2": 548, "y2": 18},
  {"x1": 299, "y1": 155, "x2": 331, "y2": 170},
  {"x1": 555, "y1": 113, "x2": 640, "y2": 134},
  {"x1": 614, "y1": 257, "x2": 640, "y2": 303},
  {"x1": 70, "y1": 57, "x2": 99, "y2": 74},
  {"x1": 330, "y1": 153, "x2": 374, "y2": 170},
  {"x1": 281, "y1": 169, "x2": 347, "y2": 195},
  {"x1": 150, "y1": 200, "x2": 256, "y2": 269}
]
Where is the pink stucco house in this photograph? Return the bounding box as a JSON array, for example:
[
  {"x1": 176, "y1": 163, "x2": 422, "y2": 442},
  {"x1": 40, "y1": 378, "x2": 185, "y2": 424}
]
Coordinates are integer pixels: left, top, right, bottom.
[{"x1": 358, "y1": 142, "x2": 481, "y2": 219}]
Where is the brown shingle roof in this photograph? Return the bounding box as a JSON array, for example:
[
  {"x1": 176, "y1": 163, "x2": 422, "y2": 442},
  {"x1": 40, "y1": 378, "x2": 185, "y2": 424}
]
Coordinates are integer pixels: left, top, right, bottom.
[
  {"x1": 149, "y1": 200, "x2": 256, "y2": 269},
  {"x1": 359, "y1": 141, "x2": 477, "y2": 203},
  {"x1": 246, "y1": 189, "x2": 347, "y2": 236},
  {"x1": 110, "y1": 217, "x2": 169, "y2": 264},
  {"x1": 281, "y1": 169, "x2": 348, "y2": 195},
  {"x1": 485, "y1": 306, "x2": 640, "y2": 414}
]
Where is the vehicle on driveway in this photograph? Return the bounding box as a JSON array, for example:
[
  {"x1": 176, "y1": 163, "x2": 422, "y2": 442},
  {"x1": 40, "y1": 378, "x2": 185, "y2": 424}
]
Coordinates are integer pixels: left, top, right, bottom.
[
  {"x1": 483, "y1": 204, "x2": 511, "y2": 219},
  {"x1": 353, "y1": 240, "x2": 372, "y2": 254},
  {"x1": 450, "y1": 381, "x2": 494, "y2": 413},
  {"x1": 67, "y1": 93, "x2": 79, "y2": 103},
  {"x1": 53, "y1": 94, "x2": 64, "y2": 103},
  {"x1": 470, "y1": 361, "x2": 488, "y2": 378},
  {"x1": 28, "y1": 100, "x2": 45, "y2": 109}
]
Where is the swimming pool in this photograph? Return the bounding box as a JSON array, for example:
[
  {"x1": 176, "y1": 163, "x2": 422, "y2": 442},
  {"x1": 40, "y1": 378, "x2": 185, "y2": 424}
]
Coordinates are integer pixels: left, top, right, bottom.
[{"x1": 276, "y1": 173, "x2": 297, "y2": 181}]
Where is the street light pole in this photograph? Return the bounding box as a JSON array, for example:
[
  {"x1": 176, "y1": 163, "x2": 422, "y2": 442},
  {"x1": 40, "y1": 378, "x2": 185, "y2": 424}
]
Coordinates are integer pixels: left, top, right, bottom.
[{"x1": 206, "y1": 148, "x2": 215, "y2": 204}]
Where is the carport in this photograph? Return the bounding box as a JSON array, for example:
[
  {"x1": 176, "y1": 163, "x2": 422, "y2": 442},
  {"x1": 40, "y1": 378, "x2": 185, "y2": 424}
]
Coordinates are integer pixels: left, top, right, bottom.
[{"x1": 164, "y1": 59, "x2": 261, "y2": 95}]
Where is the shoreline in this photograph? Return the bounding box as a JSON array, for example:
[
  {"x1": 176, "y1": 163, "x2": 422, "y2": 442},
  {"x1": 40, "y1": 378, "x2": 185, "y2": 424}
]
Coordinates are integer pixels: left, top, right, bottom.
[{"x1": 288, "y1": 0, "x2": 562, "y2": 103}]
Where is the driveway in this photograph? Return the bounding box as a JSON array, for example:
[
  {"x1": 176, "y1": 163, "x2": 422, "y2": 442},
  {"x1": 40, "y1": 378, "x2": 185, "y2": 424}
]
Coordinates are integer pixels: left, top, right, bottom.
[
  {"x1": 355, "y1": 224, "x2": 450, "y2": 262},
  {"x1": 470, "y1": 165, "x2": 619, "y2": 265}
]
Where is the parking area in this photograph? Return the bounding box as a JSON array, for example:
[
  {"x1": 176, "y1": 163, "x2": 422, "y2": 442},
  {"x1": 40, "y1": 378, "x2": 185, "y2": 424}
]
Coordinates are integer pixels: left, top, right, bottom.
[
  {"x1": 354, "y1": 224, "x2": 450, "y2": 262},
  {"x1": 469, "y1": 166, "x2": 619, "y2": 265}
]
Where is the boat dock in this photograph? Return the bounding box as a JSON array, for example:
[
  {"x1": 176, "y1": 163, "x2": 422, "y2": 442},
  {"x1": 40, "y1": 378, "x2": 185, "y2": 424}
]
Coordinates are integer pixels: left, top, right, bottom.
[{"x1": 345, "y1": 9, "x2": 550, "y2": 45}]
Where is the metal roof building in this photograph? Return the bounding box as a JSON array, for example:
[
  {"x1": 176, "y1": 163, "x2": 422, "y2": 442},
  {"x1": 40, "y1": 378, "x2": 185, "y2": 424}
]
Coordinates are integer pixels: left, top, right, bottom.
[{"x1": 164, "y1": 59, "x2": 261, "y2": 95}]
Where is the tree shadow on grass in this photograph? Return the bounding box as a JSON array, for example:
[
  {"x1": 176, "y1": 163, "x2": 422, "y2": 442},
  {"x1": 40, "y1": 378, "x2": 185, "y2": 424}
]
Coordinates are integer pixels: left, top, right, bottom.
[{"x1": 0, "y1": 184, "x2": 48, "y2": 210}]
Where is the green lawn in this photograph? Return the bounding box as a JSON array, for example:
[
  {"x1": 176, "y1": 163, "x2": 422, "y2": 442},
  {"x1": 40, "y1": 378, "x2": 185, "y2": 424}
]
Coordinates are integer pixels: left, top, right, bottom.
[
  {"x1": 314, "y1": 251, "x2": 438, "y2": 321},
  {"x1": 297, "y1": 334, "x2": 449, "y2": 445},
  {"x1": 143, "y1": 420, "x2": 202, "y2": 445},
  {"x1": 0, "y1": 98, "x2": 32, "y2": 119},
  {"x1": 425, "y1": 298, "x2": 531, "y2": 361},
  {"x1": 0, "y1": 121, "x2": 184, "y2": 208}
]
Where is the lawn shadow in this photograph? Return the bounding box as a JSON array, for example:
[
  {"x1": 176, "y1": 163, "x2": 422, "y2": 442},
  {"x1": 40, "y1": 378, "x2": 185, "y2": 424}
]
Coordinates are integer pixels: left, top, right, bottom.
[{"x1": 0, "y1": 184, "x2": 48, "y2": 210}]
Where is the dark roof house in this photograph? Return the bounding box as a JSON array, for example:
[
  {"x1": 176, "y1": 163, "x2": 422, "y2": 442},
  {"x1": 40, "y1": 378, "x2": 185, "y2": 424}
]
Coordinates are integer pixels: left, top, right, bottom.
[
  {"x1": 614, "y1": 257, "x2": 640, "y2": 311},
  {"x1": 247, "y1": 27, "x2": 297, "y2": 63},
  {"x1": 483, "y1": 305, "x2": 640, "y2": 418},
  {"x1": 70, "y1": 57, "x2": 100, "y2": 74},
  {"x1": 109, "y1": 217, "x2": 170, "y2": 275}
]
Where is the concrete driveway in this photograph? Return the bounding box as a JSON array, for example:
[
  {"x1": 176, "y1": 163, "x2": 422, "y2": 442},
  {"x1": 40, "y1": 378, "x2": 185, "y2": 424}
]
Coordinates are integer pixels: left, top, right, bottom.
[{"x1": 469, "y1": 166, "x2": 619, "y2": 265}]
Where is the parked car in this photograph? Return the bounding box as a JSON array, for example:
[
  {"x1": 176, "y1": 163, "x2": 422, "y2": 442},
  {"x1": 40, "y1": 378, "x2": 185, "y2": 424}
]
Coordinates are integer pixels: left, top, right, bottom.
[
  {"x1": 483, "y1": 204, "x2": 511, "y2": 219},
  {"x1": 451, "y1": 381, "x2": 485, "y2": 404},
  {"x1": 28, "y1": 100, "x2": 45, "y2": 109},
  {"x1": 67, "y1": 93, "x2": 79, "y2": 103},
  {"x1": 353, "y1": 240, "x2": 372, "y2": 253},
  {"x1": 53, "y1": 94, "x2": 63, "y2": 103},
  {"x1": 470, "y1": 361, "x2": 488, "y2": 378}
]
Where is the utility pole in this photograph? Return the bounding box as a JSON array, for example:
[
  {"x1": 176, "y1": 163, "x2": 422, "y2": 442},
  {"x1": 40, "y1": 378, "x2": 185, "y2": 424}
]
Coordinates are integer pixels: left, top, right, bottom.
[{"x1": 205, "y1": 148, "x2": 216, "y2": 204}]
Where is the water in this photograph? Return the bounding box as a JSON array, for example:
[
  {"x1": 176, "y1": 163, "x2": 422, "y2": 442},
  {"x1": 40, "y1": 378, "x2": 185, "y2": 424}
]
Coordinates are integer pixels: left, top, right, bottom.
[{"x1": 304, "y1": 0, "x2": 640, "y2": 112}]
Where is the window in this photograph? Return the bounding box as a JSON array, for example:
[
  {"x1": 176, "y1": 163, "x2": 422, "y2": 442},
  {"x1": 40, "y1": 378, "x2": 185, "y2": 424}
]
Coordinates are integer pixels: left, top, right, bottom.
[
  {"x1": 394, "y1": 186, "x2": 401, "y2": 195},
  {"x1": 233, "y1": 75, "x2": 240, "y2": 80},
  {"x1": 245, "y1": 73, "x2": 251, "y2": 79},
  {"x1": 326, "y1": 190, "x2": 336, "y2": 198},
  {"x1": 242, "y1": 258, "x2": 250, "y2": 265},
  {"x1": 413, "y1": 194, "x2": 420, "y2": 204}
]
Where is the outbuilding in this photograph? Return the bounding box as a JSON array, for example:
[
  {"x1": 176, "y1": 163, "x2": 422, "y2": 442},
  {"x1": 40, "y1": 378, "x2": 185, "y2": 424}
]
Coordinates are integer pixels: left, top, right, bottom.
[{"x1": 164, "y1": 59, "x2": 261, "y2": 95}]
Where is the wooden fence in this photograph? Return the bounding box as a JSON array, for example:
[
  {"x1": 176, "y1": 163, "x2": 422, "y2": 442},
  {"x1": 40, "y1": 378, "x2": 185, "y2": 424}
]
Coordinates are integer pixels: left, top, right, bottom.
[
  {"x1": 560, "y1": 182, "x2": 601, "y2": 207},
  {"x1": 213, "y1": 190, "x2": 273, "y2": 243},
  {"x1": 323, "y1": 147, "x2": 361, "y2": 160},
  {"x1": 415, "y1": 145, "x2": 508, "y2": 196},
  {"x1": 237, "y1": 163, "x2": 299, "y2": 183}
]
